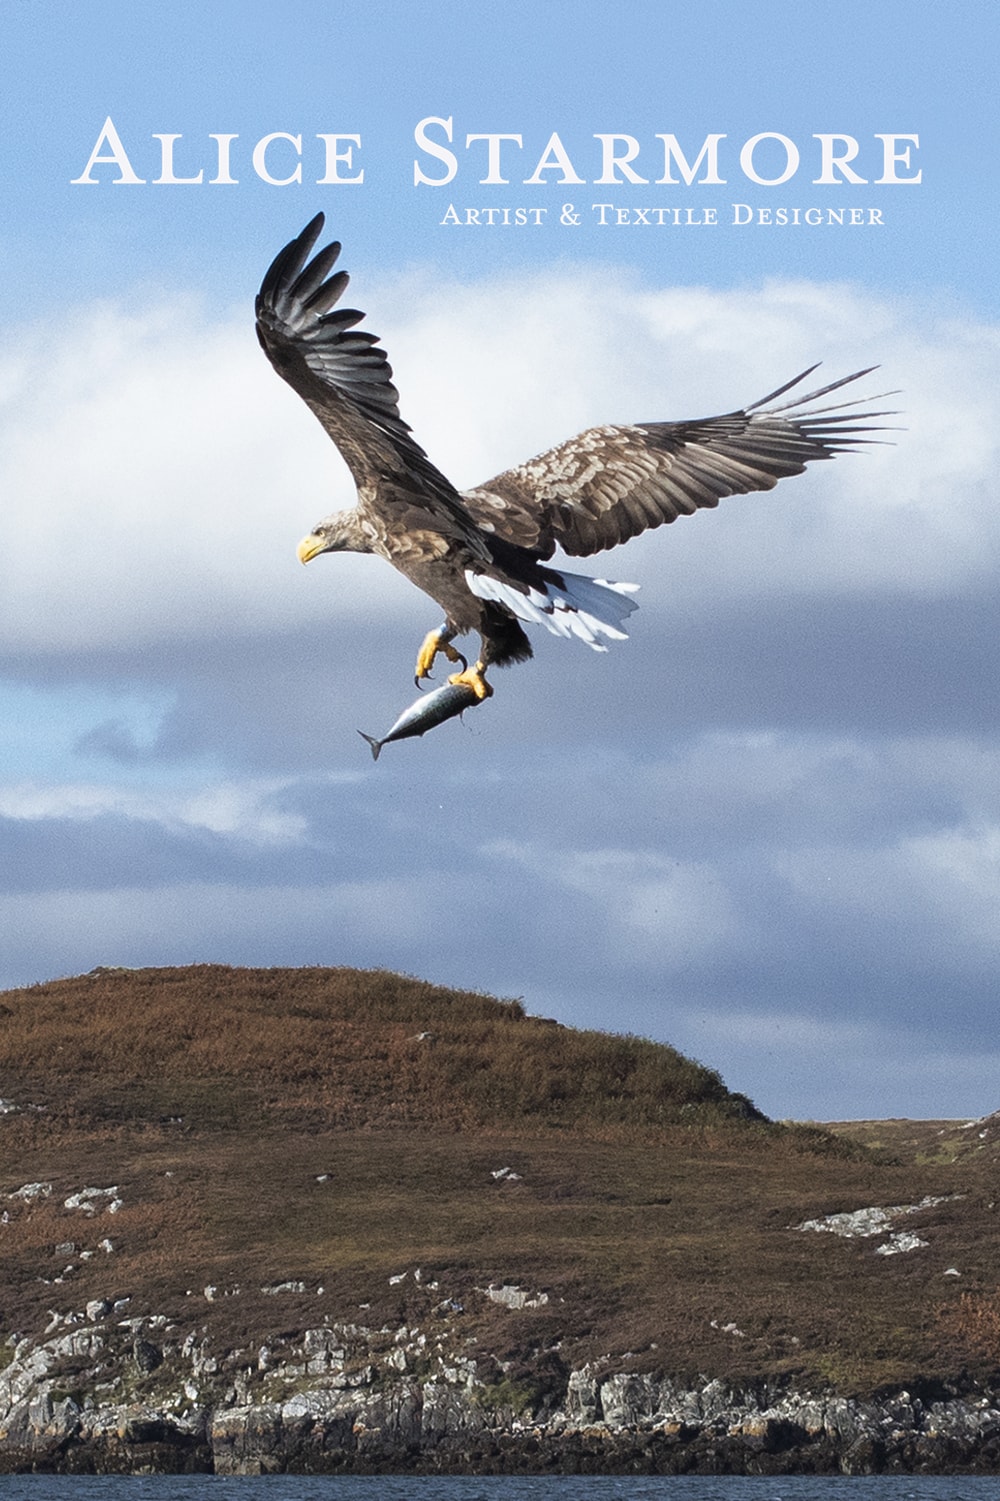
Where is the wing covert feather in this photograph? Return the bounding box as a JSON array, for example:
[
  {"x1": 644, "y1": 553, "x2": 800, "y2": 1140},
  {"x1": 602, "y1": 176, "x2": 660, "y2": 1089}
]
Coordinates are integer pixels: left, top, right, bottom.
[{"x1": 463, "y1": 367, "x2": 896, "y2": 558}]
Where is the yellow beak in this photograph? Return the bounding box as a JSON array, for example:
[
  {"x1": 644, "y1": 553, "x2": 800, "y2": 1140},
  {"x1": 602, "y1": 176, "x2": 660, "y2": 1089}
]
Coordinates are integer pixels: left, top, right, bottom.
[{"x1": 297, "y1": 533, "x2": 326, "y2": 565}]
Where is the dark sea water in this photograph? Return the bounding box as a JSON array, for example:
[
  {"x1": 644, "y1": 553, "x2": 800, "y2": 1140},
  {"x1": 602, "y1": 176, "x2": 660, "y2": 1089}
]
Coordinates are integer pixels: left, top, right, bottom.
[{"x1": 0, "y1": 1479, "x2": 998, "y2": 1500}]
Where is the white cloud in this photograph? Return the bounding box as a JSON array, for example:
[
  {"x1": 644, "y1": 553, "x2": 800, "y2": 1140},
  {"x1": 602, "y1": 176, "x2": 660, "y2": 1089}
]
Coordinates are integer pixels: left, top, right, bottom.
[
  {"x1": 486, "y1": 836, "x2": 750, "y2": 965},
  {"x1": 680, "y1": 1004, "x2": 1000, "y2": 1121},
  {"x1": 1, "y1": 272, "x2": 997, "y2": 657},
  {"x1": 0, "y1": 874, "x2": 453, "y2": 984},
  {"x1": 769, "y1": 815, "x2": 1000, "y2": 980},
  {"x1": 0, "y1": 298, "x2": 415, "y2": 653},
  {"x1": 0, "y1": 776, "x2": 316, "y2": 845}
]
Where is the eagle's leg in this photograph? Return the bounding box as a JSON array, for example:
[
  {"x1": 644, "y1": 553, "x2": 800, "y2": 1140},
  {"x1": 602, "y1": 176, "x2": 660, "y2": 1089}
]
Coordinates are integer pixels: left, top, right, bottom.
[
  {"x1": 448, "y1": 660, "x2": 493, "y2": 701},
  {"x1": 414, "y1": 623, "x2": 467, "y2": 685}
]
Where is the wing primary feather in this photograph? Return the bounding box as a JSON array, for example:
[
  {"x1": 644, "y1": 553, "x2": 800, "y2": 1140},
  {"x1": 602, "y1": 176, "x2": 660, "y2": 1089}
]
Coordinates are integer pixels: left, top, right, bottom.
[
  {"x1": 257, "y1": 214, "x2": 483, "y2": 527},
  {"x1": 744, "y1": 363, "x2": 823, "y2": 410},
  {"x1": 750, "y1": 365, "x2": 883, "y2": 414},
  {"x1": 288, "y1": 243, "x2": 343, "y2": 309},
  {"x1": 257, "y1": 213, "x2": 326, "y2": 314}
]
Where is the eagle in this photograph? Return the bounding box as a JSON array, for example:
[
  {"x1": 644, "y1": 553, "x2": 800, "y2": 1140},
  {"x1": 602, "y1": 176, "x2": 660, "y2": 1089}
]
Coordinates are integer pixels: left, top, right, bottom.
[{"x1": 256, "y1": 214, "x2": 891, "y2": 701}]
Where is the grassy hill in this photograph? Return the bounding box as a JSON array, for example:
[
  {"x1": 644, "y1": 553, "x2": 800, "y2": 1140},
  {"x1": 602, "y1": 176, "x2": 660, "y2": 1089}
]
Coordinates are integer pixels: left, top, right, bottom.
[{"x1": 1, "y1": 964, "x2": 998, "y2": 1398}]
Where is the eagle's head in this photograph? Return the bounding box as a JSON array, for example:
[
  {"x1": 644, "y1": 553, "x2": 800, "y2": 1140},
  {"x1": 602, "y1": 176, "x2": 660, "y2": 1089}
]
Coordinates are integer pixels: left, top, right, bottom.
[{"x1": 296, "y1": 509, "x2": 372, "y2": 562}]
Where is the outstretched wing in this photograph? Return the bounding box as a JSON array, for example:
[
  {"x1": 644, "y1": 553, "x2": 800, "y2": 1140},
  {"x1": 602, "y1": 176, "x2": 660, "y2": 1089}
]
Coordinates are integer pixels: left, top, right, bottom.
[
  {"x1": 256, "y1": 214, "x2": 472, "y2": 528},
  {"x1": 463, "y1": 368, "x2": 897, "y2": 559}
]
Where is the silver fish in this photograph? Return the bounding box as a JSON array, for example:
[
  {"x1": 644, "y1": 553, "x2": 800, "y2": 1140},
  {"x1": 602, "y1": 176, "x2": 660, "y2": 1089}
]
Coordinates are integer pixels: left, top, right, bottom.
[{"x1": 359, "y1": 681, "x2": 482, "y2": 760}]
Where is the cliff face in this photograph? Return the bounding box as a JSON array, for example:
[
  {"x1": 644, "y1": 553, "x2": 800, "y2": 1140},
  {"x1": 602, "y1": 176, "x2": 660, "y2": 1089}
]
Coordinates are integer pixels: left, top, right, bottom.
[{"x1": 3, "y1": 1301, "x2": 999, "y2": 1476}]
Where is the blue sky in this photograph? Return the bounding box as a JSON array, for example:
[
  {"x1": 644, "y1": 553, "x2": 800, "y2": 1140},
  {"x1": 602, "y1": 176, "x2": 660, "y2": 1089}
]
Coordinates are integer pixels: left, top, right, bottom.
[{"x1": 2, "y1": 1, "x2": 998, "y2": 1119}]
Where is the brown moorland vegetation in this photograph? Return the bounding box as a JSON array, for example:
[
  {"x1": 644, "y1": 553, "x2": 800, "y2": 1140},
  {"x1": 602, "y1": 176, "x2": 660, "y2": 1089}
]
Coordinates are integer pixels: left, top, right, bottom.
[{"x1": 1, "y1": 964, "x2": 998, "y2": 1397}]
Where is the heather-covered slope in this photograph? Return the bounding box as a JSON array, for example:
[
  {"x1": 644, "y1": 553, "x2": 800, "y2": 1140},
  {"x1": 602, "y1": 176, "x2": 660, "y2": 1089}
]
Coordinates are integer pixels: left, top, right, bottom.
[
  {"x1": 1, "y1": 965, "x2": 998, "y2": 1474},
  {"x1": 0, "y1": 964, "x2": 760, "y2": 1137}
]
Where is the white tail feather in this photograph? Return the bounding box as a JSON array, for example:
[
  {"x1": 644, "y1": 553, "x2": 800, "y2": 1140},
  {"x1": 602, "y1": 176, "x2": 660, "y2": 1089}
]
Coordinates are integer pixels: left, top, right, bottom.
[{"x1": 466, "y1": 568, "x2": 639, "y2": 651}]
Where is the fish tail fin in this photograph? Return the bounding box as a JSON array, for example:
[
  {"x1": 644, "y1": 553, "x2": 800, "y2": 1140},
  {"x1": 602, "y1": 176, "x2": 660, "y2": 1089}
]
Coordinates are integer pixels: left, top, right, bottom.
[{"x1": 358, "y1": 731, "x2": 382, "y2": 761}]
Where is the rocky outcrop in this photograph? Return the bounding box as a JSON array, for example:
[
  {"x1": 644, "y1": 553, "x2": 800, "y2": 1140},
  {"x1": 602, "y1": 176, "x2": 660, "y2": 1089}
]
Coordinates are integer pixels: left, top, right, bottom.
[{"x1": 2, "y1": 1303, "x2": 1000, "y2": 1474}]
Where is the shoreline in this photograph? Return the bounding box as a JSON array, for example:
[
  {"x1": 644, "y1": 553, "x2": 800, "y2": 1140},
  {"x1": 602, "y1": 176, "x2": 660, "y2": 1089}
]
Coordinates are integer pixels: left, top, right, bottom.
[{"x1": 3, "y1": 1311, "x2": 999, "y2": 1477}]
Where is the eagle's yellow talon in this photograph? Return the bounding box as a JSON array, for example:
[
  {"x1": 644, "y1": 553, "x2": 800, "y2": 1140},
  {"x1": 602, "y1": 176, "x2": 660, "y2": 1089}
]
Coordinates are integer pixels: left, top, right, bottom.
[
  {"x1": 415, "y1": 628, "x2": 466, "y2": 683},
  {"x1": 448, "y1": 663, "x2": 493, "y2": 700},
  {"x1": 414, "y1": 630, "x2": 441, "y2": 681}
]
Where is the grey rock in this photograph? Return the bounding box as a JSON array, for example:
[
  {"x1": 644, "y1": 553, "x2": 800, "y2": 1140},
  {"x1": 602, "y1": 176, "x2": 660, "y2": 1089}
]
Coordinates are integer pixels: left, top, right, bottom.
[
  {"x1": 2, "y1": 1299, "x2": 1000, "y2": 1475},
  {"x1": 133, "y1": 1338, "x2": 164, "y2": 1374}
]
